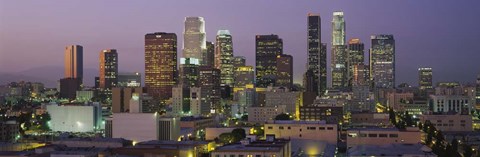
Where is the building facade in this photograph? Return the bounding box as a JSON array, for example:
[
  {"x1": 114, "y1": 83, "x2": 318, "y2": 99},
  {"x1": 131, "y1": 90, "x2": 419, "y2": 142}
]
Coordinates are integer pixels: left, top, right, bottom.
[
  {"x1": 99, "y1": 49, "x2": 118, "y2": 89},
  {"x1": 144, "y1": 32, "x2": 177, "y2": 100},
  {"x1": 347, "y1": 38, "x2": 365, "y2": 87},
  {"x1": 264, "y1": 120, "x2": 338, "y2": 144},
  {"x1": 234, "y1": 66, "x2": 255, "y2": 88},
  {"x1": 331, "y1": 11, "x2": 348, "y2": 89},
  {"x1": 370, "y1": 35, "x2": 395, "y2": 89},
  {"x1": 215, "y1": 30, "x2": 234, "y2": 87},
  {"x1": 64, "y1": 45, "x2": 83, "y2": 79},
  {"x1": 419, "y1": 67, "x2": 433, "y2": 90},
  {"x1": 117, "y1": 72, "x2": 141, "y2": 87},
  {"x1": 306, "y1": 13, "x2": 326, "y2": 96},
  {"x1": 183, "y1": 17, "x2": 206, "y2": 63},
  {"x1": 276, "y1": 54, "x2": 293, "y2": 89},
  {"x1": 346, "y1": 127, "x2": 421, "y2": 148},
  {"x1": 255, "y1": 34, "x2": 283, "y2": 87}
]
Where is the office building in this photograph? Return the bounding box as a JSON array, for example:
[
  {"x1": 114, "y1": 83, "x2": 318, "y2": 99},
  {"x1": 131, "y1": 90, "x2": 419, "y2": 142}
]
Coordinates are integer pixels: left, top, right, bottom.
[
  {"x1": 64, "y1": 45, "x2": 83, "y2": 79},
  {"x1": 233, "y1": 56, "x2": 246, "y2": 68},
  {"x1": 211, "y1": 136, "x2": 291, "y2": 157},
  {"x1": 370, "y1": 34, "x2": 395, "y2": 89},
  {"x1": 256, "y1": 34, "x2": 283, "y2": 87},
  {"x1": 144, "y1": 32, "x2": 177, "y2": 100},
  {"x1": 347, "y1": 38, "x2": 365, "y2": 87},
  {"x1": 419, "y1": 67, "x2": 433, "y2": 90},
  {"x1": 59, "y1": 78, "x2": 81, "y2": 100},
  {"x1": 306, "y1": 13, "x2": 326, "y2": 96},
  {"x1": 215, "y1": 30, "x2": 234, "y2": 87},
  {"x1": 203, "y1": 41, "x2": 215, "y2": 67},
  {"x1": 99, "y1": 49, "x2": 118, "y2": 89},
  {"x1": 234, "y1": 66, "x2": 255, "y2": 88},
  {"x1": 247, "y1": 105, "x2": 286, "y2": 123},
  {"x1": 350, "y1": 112, "x2": 390, "y2": 127},
  {"x1": 199, "y1": 66, "x2": 221, "y2": 112},
  {"x1": 46, "y1": 103, "x2": 102, "y2": 132},
  {"x1": 419, "y1": 113, "x2": 472, "y2": 132},
  {"x1": 76, "y1": 90, "x2": 95, "y2": 102},
  {"x1": 0, "y1": 121, "x2": 19, "y2": 142},
  {"x1": 430, "y1": 95, "x2": 471, "y2": 114},
  {"x1": 276, "y1": 54, "x2": 293, "y2": 89},
  {"x1": 264, "y1": 120, "x2": 338, "y2": 144},
  {"x1": 117, "y1": 72, "x2": 141, "y2": 87},
  {"x1": 346, "y1": 127, "x2": 421, "y2": 148},
  {"x1": 112, "y1": 87, "x2": 143, "y2": 113},
  {"x1": 264, "y1": 87, "x2": 301, "y2": 114},
  {"x1": 183, "y1": 17, "x2": 206, "y2": 63},
  {"x1": 331, "y1": 11, "x2": 348, "y2": 89},
  {"x1": 299, "y1": 98, "x2": 344, "y2": 124},
  {"x1": 477, "y1": 74, "x2": 480, "y2": 108},
  {"x1": 348, "y1": 144, "x2": 436, "y2": 157},
  {"x1": 179, "y1": 58, "x2": 200, "y2": 87}
]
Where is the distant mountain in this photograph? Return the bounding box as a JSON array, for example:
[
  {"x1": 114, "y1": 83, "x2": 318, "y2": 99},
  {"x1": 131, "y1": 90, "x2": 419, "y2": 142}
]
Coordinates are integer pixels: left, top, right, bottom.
[{"x1": 0, "y1": 66, "x2": 98, "y2": 88}]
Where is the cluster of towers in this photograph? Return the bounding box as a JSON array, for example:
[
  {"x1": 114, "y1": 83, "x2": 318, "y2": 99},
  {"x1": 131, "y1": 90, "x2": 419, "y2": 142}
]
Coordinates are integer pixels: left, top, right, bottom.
[{"x1": 304, "y1": 12, "x2": 396, "y2": 97}]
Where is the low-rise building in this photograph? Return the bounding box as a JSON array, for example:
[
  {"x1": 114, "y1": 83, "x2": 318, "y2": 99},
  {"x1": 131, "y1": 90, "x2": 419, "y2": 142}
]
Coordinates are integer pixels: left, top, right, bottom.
[
  {"x1": 211, "y1": 136, "x2": 291, "y2": 157},
  {"x1": 346, "y1": 127, "x2": 421, "y2": 148},
  {"x1": 348, "y1": 143, "x2": 436, "y2": 157},
  {"x1": 46, "y1": 103, "x2": 102, "y2": 132},
  {"x1": 113, "y1": 140, "x2": 211, "y2": 157},
  {"x1": 248, "y1": 105, "x2": 286, "y2": 124},
  {"x1": 51, "y1": 138, "x2": 131, "y2": 148},
  {"x1": 299, "y1": 98, "x2": 344, "y2": 124},
  {"x1": 205, "y1": 127, "x2": 251, "y2": 141},
  {"x1": 264, "y1": 120, "x2": 337, "y2": 144},
  {"x1": 419, "y1": 113, "x2": 472, "y2": 132},
  {"x1": 108, "y1": 113, "x2": 180, "y2": 142},
  {"x1": 350, "y1": 112, "x2": 390, "y2": 127},
  {"x1": 0, "y1": 121, "x2": 19, "y2": 142},
  {"x1": 180, "y1": 116, "x2": 216, "y2": 132}
]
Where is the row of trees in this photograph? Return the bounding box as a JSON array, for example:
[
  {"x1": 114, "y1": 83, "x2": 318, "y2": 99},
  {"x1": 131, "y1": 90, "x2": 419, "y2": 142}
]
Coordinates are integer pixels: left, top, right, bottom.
[
  {"x1": 388, "y1": 108, "x2": 415, "y2": 129},
  {"x1": 420, "y1": 121, "x2": 475, "y2": 157}
]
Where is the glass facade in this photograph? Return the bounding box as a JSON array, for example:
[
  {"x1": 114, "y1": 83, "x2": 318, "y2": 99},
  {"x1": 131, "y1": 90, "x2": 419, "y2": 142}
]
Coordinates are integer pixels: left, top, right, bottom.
[
  {"x1": 99, "y1": 49, "x2": 118, "y2": 89},
  {"x1": 369, "y1": 34, "x2": 395, "y2": 89},
  {"x1": 331, "y1": 11, "x2": 348, "y2": 89},
  {"x1": 255, "y1": 34, "x2": 283, "y2": 88},
  {"x1": 215, "y1": 30, "x2": 234, "y2": 87},
  {"x1": 183, "y1": 17, "x2": 206, "y2": 64},
  {"x1": 306, "y1": 13, "x2": 326, "y2": 95},
  {"x1": 144, "y1": 32, "x2": 177, "y2": 100}
]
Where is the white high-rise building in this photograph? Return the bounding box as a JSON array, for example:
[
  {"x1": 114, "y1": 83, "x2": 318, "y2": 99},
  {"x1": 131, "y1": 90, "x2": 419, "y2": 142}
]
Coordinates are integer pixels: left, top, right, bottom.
[{"x1": 183, "y1": 17, "x2": 206, "y2": 64}]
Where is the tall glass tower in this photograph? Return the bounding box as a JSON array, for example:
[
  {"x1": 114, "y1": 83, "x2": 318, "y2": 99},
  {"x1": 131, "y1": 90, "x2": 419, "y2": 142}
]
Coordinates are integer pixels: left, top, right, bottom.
[
  {"x1": 215, "y1": 30, "x2": 234, "y2": 87},
  {"x1": 145, "y1": 32, "x2": 178, "y2": 100},
  {"x1": 370, "y1": 35, "x2": 395, "y2": 89},
  {"x1": 306, "y1": 13, "x2": 326, "y2": 95},
  {"x1": 183, "y1": 17, "x2": 206, "y2": 64},
  {"x1": 64, "y1": 45, "x2": 83, "y2": 80},
  {"x1": 255, "y1": 34, "x2": 283, "y2": 88},
  {"x1": 331, "y1": 11, "x2": 347, "y2": 89},
  {"x1": 99, "y1": 49, "x2": 118, "y2": 89}
]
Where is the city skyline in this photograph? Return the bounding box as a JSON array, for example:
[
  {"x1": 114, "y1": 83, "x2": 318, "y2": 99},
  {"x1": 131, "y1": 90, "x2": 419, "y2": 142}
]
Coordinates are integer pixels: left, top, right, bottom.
[{"x1": 1, "y1": 1, "x2": 480, "y2": 87}]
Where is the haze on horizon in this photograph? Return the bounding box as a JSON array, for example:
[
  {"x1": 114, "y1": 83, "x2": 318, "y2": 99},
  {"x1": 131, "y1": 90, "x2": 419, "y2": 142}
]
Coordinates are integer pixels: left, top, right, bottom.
[{"x1": 1, "y1": 0, "x2": 479, "y2": 87}]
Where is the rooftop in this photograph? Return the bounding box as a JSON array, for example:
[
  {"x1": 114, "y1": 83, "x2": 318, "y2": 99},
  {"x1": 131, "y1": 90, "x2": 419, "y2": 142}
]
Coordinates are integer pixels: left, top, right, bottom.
[{"x1": 348, "y1": 143, "x2": 435, "y2": 156}]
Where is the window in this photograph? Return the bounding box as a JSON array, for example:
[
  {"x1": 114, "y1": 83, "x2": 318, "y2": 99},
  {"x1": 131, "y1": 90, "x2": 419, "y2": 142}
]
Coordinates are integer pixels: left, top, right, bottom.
[
  {"x1": 360, "y1": 134, "x2": 367, "y2": 137},
  {"x1": 279, "y1": 126, "x2": 284, "y2": 130},
  {"x1": 368, "y1": 134, "x2": 377, "y2": 137},
  {"x1": 327, "y1": 127, "x2": 334, "y2": 130},
  {"x1": 268, "y1": 126, "x2": 273, "y2": 129},
  {"x1": 288, "y1": 126, "x2": 291, "y2": 129},
  {"x1": 389, "y1": 134, "x2": 398, "y2": 138},
  {"x1": 319, "y1": 127, "x2": 325, "y2": 130},
  {"x1": 379, "y1": 134, "x2": 388, "y2": 137},
  {"x1": 256, "y1": 155, "x2": 261, "y2": 157},
  {"x1": 348, "y1": 133, "x2": 358, "y2": 137},
  {"x1": 230, "y1": 155, "x2": 235, "y2": 157}
]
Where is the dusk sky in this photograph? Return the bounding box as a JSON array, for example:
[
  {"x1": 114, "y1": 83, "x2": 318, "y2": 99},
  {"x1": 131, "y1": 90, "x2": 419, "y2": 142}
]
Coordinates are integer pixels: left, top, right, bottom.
[{"x1": 1, "y1": 0, "x2": 479, "y2": 86}]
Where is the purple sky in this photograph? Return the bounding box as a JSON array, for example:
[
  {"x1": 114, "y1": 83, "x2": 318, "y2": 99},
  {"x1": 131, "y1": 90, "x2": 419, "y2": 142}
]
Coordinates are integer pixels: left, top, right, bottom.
[{"x1": 1, "y1": 0, "x2": 479, "y2": 86}]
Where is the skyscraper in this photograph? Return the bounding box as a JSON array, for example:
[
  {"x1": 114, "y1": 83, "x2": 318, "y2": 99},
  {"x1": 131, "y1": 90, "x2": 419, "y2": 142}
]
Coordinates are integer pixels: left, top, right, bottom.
[
  {"x1": 331, "y1": 11, "x2": 347, "y2": 89},
  {"x1": 233, "y1": 56, "x2": 246, "y2": 68},
  {"x1": 145, "y1": 32, "x2": 177, "y2": 100},
  {"x1": 370, "y1": 35, "x2": 395, "y2": 89},
  {"x1": 418, "y1": 67, "x2": 433, "y2": 90},
  {"x1": 215, "y1": 30, "x2": 234, "y2": 87},
  {"x1": 476, "y1": 74, "x2": 480, "y2": 107},
  {"x1": 234, "y1": 66, "x2": 255, "y2": 88},
  {"x1": 64, "y1": 45, "x2": 83, "y2": 79},
  {"x1": 306, "y1": 13, "x2": 326, "y2": 96},
  {"x1": 276, "y1": 54, "x2": 293, "y2": 89},
  {"x1": 99, "y1": 49, "x2": 118, "y2": 89},
  {"x1": 199, "y1": 66, "x2": 221, "y2": 113},
  {"x1": 179, "y1": 58, "x2": 200, "y2": 87},
  {"x1": 347, "y1": 38, "x2": 365, "y2": 87},
  {"x1": 183, "y1": 17, "x2": 206, "y2": 64},
  {"x1": 255, "y1": 34, "x2": 283, "y2": 87},
  {"x1": 203, "y1": 41, "x2": 215, "y2": 67}
]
